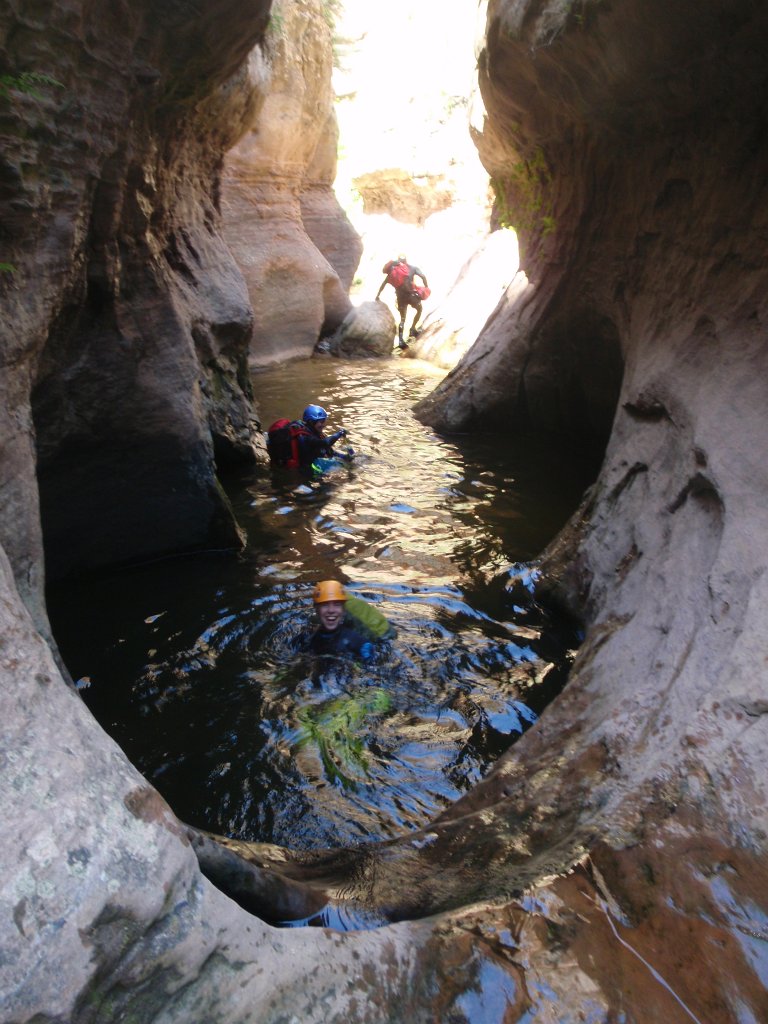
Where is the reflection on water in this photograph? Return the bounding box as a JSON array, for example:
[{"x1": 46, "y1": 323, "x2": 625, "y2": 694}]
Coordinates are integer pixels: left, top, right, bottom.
[{"x1": 49, "y1": 358, "x2": 598, "y2": 854}]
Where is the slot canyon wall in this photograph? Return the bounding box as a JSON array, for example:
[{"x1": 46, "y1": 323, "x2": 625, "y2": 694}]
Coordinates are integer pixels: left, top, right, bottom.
[
  {"x1": 412, "y1": 0, "x2": 768, "y2": 1014},
  {"x1": 221, "y1": 0, "x2": 362, "y2": 368},
  {"x1": 1, "y1": 0, "x2": 272, "y2": 624},
  {"x1": 2, "y1": 2, "x2": 768, "y2": 1024}
]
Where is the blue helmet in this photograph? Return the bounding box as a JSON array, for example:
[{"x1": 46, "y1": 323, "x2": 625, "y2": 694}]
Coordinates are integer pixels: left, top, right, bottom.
[{"x1": 303, "y1": 404, "x2": 327, "y2": 423}]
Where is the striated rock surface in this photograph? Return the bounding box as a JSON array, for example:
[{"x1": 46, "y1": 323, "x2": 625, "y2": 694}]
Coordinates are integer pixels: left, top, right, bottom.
[
  {"x1": 1, "y1": 0, "x2": 269, "y2": 599},
  {"x1": 300, "y1": 105, "x2": 362, "y2": 293},
  {"x1": 221, "y1": 0, "x2": 362, "y2": 368},
  {"x1": 405, "y1": 0, "x2": 768, "y2": 1018}
]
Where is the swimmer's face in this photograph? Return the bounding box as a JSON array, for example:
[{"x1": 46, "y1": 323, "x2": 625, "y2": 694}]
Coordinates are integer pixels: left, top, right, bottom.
[{"x1": 317, "y1": 600, "x2": 344, "y2": 631}]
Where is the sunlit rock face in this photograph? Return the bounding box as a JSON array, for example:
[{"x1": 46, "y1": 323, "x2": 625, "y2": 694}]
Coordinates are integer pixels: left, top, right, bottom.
[
  {"x1": 331, "y1": 1, "x2": 494, "y2": 339},
  {"x1": 222, "y1": 0, "x2": 362, "y2": 368},
  {"x1": 413, "y1": 227, "x2": 520, "y2": 370},
  {"x1": 1, "y1": 0, "x2": 269, "y2": 598}
]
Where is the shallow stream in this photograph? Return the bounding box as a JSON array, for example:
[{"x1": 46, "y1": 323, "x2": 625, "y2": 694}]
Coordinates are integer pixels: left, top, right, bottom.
[{"x1": 49, "y1": 357, "x2": 599, "y2": 856}]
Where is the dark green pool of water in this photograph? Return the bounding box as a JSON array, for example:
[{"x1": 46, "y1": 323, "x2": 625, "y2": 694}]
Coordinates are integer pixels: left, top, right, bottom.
[{"x1": 48, "y1": 358, "x2": 598, "y2": 851}]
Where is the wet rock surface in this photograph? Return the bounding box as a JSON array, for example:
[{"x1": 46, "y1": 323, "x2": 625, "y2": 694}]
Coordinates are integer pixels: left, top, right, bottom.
[{"x1": 411, "y1": 0, "x2": 768, "y2": 1017}]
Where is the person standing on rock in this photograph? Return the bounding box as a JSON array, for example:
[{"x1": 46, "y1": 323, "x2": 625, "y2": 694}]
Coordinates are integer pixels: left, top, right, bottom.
[{"x1": 375, "y1": 254, "x2": 430, "y2": 350}]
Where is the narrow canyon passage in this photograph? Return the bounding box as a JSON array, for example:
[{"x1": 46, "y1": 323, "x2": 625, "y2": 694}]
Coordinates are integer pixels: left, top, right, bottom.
[
  {"x1": 5, "y1": 0, "x2": 768, "y2": 1019},
  {"x1": 47, "y1": 357, "x2": 601, "y2": 925}
]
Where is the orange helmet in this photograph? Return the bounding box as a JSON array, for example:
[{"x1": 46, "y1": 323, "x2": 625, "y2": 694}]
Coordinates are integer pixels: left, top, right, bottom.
[{"x1": 312, "y1": 580, "x2": 348, "y2": 604}]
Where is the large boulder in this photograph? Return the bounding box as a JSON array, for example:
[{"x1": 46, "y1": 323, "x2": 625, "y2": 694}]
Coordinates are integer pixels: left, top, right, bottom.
[{"x1": 324, "y1": 300, "x2": 397, "y2": 358}]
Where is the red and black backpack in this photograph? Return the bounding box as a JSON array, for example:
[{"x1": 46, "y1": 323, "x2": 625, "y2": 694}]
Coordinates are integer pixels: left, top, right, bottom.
[
  {"x1": 266, "y1": 418, "x2": 312, "y2": 469},
  {"x1": 383, "y1": 260, "x2": 411, "y2": 289}
]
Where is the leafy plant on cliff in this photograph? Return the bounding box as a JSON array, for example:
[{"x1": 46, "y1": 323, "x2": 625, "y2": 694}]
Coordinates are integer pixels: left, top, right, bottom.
[
  {"x1": 0, "y1": 71, "x2": 63, "y2": 102},
  {"x1": 1, "y1": 72, "x2": 63, "y2": 274},
  {"x1": 491, "y1": 146, "x2": 556, "y2": 237},
  {"x1": 267, "y1": 8, "x2": 285, "y2": 40},
  {"x1": 322, "y1": 0, "x2": 342, "y2": 29}
]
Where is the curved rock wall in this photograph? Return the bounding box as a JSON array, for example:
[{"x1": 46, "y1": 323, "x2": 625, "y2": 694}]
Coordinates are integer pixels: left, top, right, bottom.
[
  {"x1": 1, "y1": 0, "x2": 271, "y2": 601},
  {"x1": 221, "y1": 0, "x2": 362, "y2": 368},
  {"x1": 405, "y1": 0, "x2": 768, "y2": 1016}
]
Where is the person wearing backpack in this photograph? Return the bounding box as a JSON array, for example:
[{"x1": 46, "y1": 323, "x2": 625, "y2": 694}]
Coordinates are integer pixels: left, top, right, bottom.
[
  {"x1": 375, "y1": 254, "x2": 430, "y2": 350},
  {"x1": 266, "y1": 404, "x2": 349, "y2": 470}
]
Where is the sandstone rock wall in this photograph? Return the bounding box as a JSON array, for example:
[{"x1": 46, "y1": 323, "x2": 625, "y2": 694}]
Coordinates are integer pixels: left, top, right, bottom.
[
  {"x1": 221, "y1": 0, "x2": 362, "y2": 368},
  {"x1": 0, "y1": 0, "x2": 271, "y2": 604},
  {"x1": 404, "y1": 0, "x2": 768, "y2": 1016}
]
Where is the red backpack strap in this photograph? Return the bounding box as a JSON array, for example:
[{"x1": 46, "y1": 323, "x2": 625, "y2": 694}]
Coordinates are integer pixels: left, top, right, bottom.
[{"x1": 286, "y1": 421, "x2": 311, "y2": 469}]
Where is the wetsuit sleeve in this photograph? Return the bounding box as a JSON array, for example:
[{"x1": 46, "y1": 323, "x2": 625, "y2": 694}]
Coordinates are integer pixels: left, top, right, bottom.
[
  {"x1": 297, "y1": 431, "x2": 330, "y2": 465},
  {"x1": 343, "y1": 622, "x2": 381, "y2": 661}
]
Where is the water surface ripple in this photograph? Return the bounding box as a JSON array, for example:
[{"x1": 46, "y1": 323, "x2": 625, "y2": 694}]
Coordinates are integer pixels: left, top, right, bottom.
[{"x1": 50, "y1": 358, "x2": 596, "y2": 852}]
